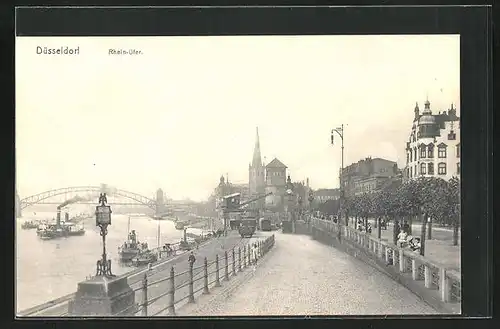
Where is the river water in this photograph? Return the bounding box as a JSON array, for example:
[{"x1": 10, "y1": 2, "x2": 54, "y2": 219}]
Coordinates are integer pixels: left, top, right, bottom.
[{"x1": 15, "y1": 210, "x2": 205, "y2": 313}]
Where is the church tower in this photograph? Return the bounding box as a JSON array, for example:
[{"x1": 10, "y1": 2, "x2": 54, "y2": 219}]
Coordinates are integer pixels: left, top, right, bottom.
[{"x1": 249, "y1": 127, "x2": 266, "y2": 208}]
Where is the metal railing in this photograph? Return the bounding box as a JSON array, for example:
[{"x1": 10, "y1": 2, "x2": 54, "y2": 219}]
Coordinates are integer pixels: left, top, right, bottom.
[
  {"x1": 18, "y1": 233, "x2": 243, "y2": 317},
  {"x1": 311, "y1": 217, "x2": 461, "y2": 306},
  {"x1": 125, "y1": 234, "x2": 276, "y2": 316}
]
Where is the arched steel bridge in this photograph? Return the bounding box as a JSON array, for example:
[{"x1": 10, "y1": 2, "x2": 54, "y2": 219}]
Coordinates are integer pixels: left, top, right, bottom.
[{"x1": 19, "y1": 186, "x2": 161, "y2": 211}]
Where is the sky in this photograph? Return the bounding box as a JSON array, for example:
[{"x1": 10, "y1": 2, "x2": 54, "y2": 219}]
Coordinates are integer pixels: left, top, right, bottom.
[{"x1": 16, "y1": 35, "x2": 460, "y2": 201}]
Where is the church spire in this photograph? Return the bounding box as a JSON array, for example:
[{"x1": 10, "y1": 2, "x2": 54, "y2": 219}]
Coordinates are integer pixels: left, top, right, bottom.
[{"x1": 252, "y1": 127, "x2": 262, "y2": 167}]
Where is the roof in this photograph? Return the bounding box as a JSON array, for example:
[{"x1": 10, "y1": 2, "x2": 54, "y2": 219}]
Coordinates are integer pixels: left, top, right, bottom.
[{"x1": 265, "y1": 158, "x2": 287, "y2": 169}]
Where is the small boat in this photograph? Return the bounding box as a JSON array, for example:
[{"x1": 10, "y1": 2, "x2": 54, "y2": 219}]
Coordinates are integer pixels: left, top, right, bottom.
[
  {"x1": 131, "y1": 250, "x2": 158, "y2": 267},
  {"x1": 118, "y1": 229, "x2": 148, "y2": 262},
  {"x1": 21, "y1": 221, "x2": 39, "y2": 230}
]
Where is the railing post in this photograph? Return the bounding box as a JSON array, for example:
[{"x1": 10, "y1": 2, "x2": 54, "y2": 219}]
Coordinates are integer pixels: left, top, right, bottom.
[
  {"x1": 238, "y1": 247, "x2": 242, "y2": 271},
  {"x1": 424, "y1": 265, "x2": 432, "y2": 289},
  {"x1": 412, "y1": 259, "x2": 418, "y2": 281},
  {"x1": 399, "y1": 249, "x2": 405, "y2": 272},
  {"x1": 243, "y1": 245, "x2": 247, "y2": 267},
  {"x1": 232, "y1": 248, "x2": 236, "y2": 276},
  {"x1": 385, "y1": 247, "x2": 390, "y2": 264},
  {"x1": 215, "y1": 254, "x2": 221, "y2": 287},
  {"x1": 224, "y1": 251, "x2": 229, "y2": 281},
  {"x1": 203, "y1": 257, "x2": 209, "y2": 294},
  {"x1": 167, "y1": 266, "x2": 175, "y2": 315},
  {"x1": 378, "y1": 242, "x2": 384, "y2": 259},
  {"x1": 141, "y1": 273, "x2": 148, "y2": 316},
  {"x1": 188, "y1": 262, "x2": 195, "y2": 303},
  {"x1": 440, "y1": 268, "x2": 450, "y2": 302}
]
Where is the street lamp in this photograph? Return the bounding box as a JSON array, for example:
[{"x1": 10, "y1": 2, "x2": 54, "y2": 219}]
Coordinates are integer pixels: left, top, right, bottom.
[
  {"x1": 331, "y1": 125, "x2": 345, "y2": 239},
  {"x1": 95, "y1": 193, "x2": 114, "y2": 277}
]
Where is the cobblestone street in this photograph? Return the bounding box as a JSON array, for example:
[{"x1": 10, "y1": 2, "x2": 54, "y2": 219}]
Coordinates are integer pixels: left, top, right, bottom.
[{"x1": 182, "y1": 232, "x2": 437, "y2": 316}]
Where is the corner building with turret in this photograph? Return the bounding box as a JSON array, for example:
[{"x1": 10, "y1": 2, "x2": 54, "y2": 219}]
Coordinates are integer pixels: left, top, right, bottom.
[{"x1": 404, "y1": 99, "x2": 460, "y2": 182}]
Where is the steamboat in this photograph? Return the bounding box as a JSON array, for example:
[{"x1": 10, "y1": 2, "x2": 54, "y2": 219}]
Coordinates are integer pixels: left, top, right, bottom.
[
  {"x1": 118, "y1": 229, "x2": 149, "y2": 262},
  {"x1": 36, "y1": 210, "x2": 85, "y2": 239}
]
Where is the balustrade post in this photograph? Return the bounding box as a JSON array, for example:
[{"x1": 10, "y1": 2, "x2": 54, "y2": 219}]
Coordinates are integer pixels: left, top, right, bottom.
[
  {"x1": 411, "y1": 259, "x2": 418, "y2": 281},
  {"x1": 238, "y1": 247, "x2": 242, "y2": 271},
  {"x1": 215, "y1": 254, "x2": 221, "y2": 287},
  {"x1": 141, "y1": 273, "x2": 148, "y2": 316},
  {"x1": 377, "y1": 242, "x2": 384, "y2": 259},
  {"x1": 167, "y1": 266, "x2": 175, "y2": 315},
  {"x1": 399, "y1": 249, "x2": 405, "y2": 272},
  {"x1": 248, "y1": 245, "x2": 251, "y2": 265},
  {"x1": 224, "y1": 251, "x2": 229, "y2": 281},
  {"x1": 243, "y1": 245, "x2": 247, "y2": 267},
  {"x1": 440, "y1": 268, "x2": 450, "y2": 302},
  {"x1": 232, "y1": 248, "x2": 236, "y2": 276},
  {"x1": 385, "y1": 247, "x2": 390, "y2": 264},
  {"x1": 424, "y1": 265, "x2": 432, "y2": 289},
  {"x1": 188, "y1": 262, "x2": 195, "y2": 303},
  {"x1": 203, "y1": 257, "x2": 209, "y2": 294}
]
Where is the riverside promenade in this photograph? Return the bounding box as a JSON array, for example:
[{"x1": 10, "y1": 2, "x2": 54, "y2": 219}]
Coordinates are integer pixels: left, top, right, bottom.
[
  {"x1": 19, "y1": 230, "x2": 270, "y2": 317},
  {"x1": 177, "y1": 231, "x2": 437, "y2": 316}
]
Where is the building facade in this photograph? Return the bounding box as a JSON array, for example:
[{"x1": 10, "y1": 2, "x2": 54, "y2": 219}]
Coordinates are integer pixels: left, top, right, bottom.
[
  {"x1": 404, "y1": 100, "x2": 460, "y2": 181},
  {"x1": 264, "y1": 157, "x2": 288, "y2": 211},
  {"x1": 314, "y1": 188, "x2": 340, "y2": 202},
  {"x1": 340, "y1": 157, "x2": 398, "y2": 197}
]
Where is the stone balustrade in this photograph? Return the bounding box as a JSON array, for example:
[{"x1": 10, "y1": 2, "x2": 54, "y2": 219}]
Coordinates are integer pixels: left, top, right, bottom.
[{"x1": 310, "y1": 217, "x2": 461, "y2": 313}]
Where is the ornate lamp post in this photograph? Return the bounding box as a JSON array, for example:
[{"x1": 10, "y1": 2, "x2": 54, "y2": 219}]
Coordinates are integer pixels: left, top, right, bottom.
[
  {"x1": 95, "y1": 193, "x2": 115, "y2": 277},
  {"x1": 331, "y1": 125, "x2": 345, "y2": 240}
]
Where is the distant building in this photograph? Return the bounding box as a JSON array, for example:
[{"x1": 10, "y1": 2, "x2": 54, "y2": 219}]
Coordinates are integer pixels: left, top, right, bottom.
[
  {"x1": 404, "y1": 100, "x2": 460, "y2": 182},
  {"x1": 340, "y1": 157, "x2": 398, "y2": 197},
  {"x1": 314, "y1": 188, "x2": 340, "y2": 202},
  {"x1": 264, "y1": 157, "x2": 288, "y2": 211}
]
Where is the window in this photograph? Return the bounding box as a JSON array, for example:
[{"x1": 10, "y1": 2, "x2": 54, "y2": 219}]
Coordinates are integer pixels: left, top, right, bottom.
[
  {"x1": 456, "y1": 144, "x2": 460, "y2": 158},
  {"x1": 457, "y1": 162, "x2": 460, "y2": 175},
  {"x1": 428, "y1": 144, "x2": 434, "y2": 158},
  {"x1": 414, "y1": 165, "x2": 417, "y2": 176},
  {"x1": 420, "y1": 146, "x2": 426, "y2": 158},
  {"x1": 409, "y1": 149, "x2": 413, "y2": 162},
  {"x1": 438, "y1": 162, "x2": 447, "y2": 175},
  {"x1": 438, "y1": 146, "x2": 447, "y2": 158},
  {"x1": 448, "y1": 131, "x2": 456, "y2": 140},
  {"x1": 414, "y1": 147, "x2": 418, "y2": 161},
  {"x1": 428, "y1": 163, "x2": 434, "y2": 175},
  {"x1": 420, "y1": 163, "x2": 427, "y2": 175},
  {"x1": 410, "y1": 166, "x2": 413, "y2": 178},
  {"x1": 406, "y1": 152, "x2": 409, "y2": 164}
]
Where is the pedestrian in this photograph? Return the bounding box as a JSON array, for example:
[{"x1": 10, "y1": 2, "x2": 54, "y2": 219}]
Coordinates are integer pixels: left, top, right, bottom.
[{"x1": 188, "y1": 251, "x2": 196, "y2": 266}]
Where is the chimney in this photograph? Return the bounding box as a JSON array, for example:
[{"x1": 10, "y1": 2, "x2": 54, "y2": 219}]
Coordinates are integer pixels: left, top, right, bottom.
[
  {"x1": 65, "y1": 212, "x2": 69, "y2": 222},
  {"x1": 56, "y1": 209, "x2": 61, "y2": 227}
]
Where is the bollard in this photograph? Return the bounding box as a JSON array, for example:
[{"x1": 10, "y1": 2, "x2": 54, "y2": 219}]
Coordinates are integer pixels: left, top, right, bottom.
[
  {"x1": 215, "y1": 254, "x2": 221, "y2": 287},
  {"x1": 167, "y1": 266, "x2": 175, "y2": 315},
  {"x1": 232, "y1": 248, "x2": 236, "y2": 276},
  {"x1": 243, "y1": 245, "x2": 247, "y2": 267},
  {"x1": 224, "y1": 251, "x2": 229, "y2": 281},
  {"x1": 141, "y1": 273, "x2": 148, "y2": 316},
  {"x1": 238, "y1": 247, "x2": 242, "y2": 272},
  {"x1": 203, "y1": 257, "x2": 209, "y2": 294},
  {"x1": 188, "y1": 262, "x2": 195, "y2": 303}
]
